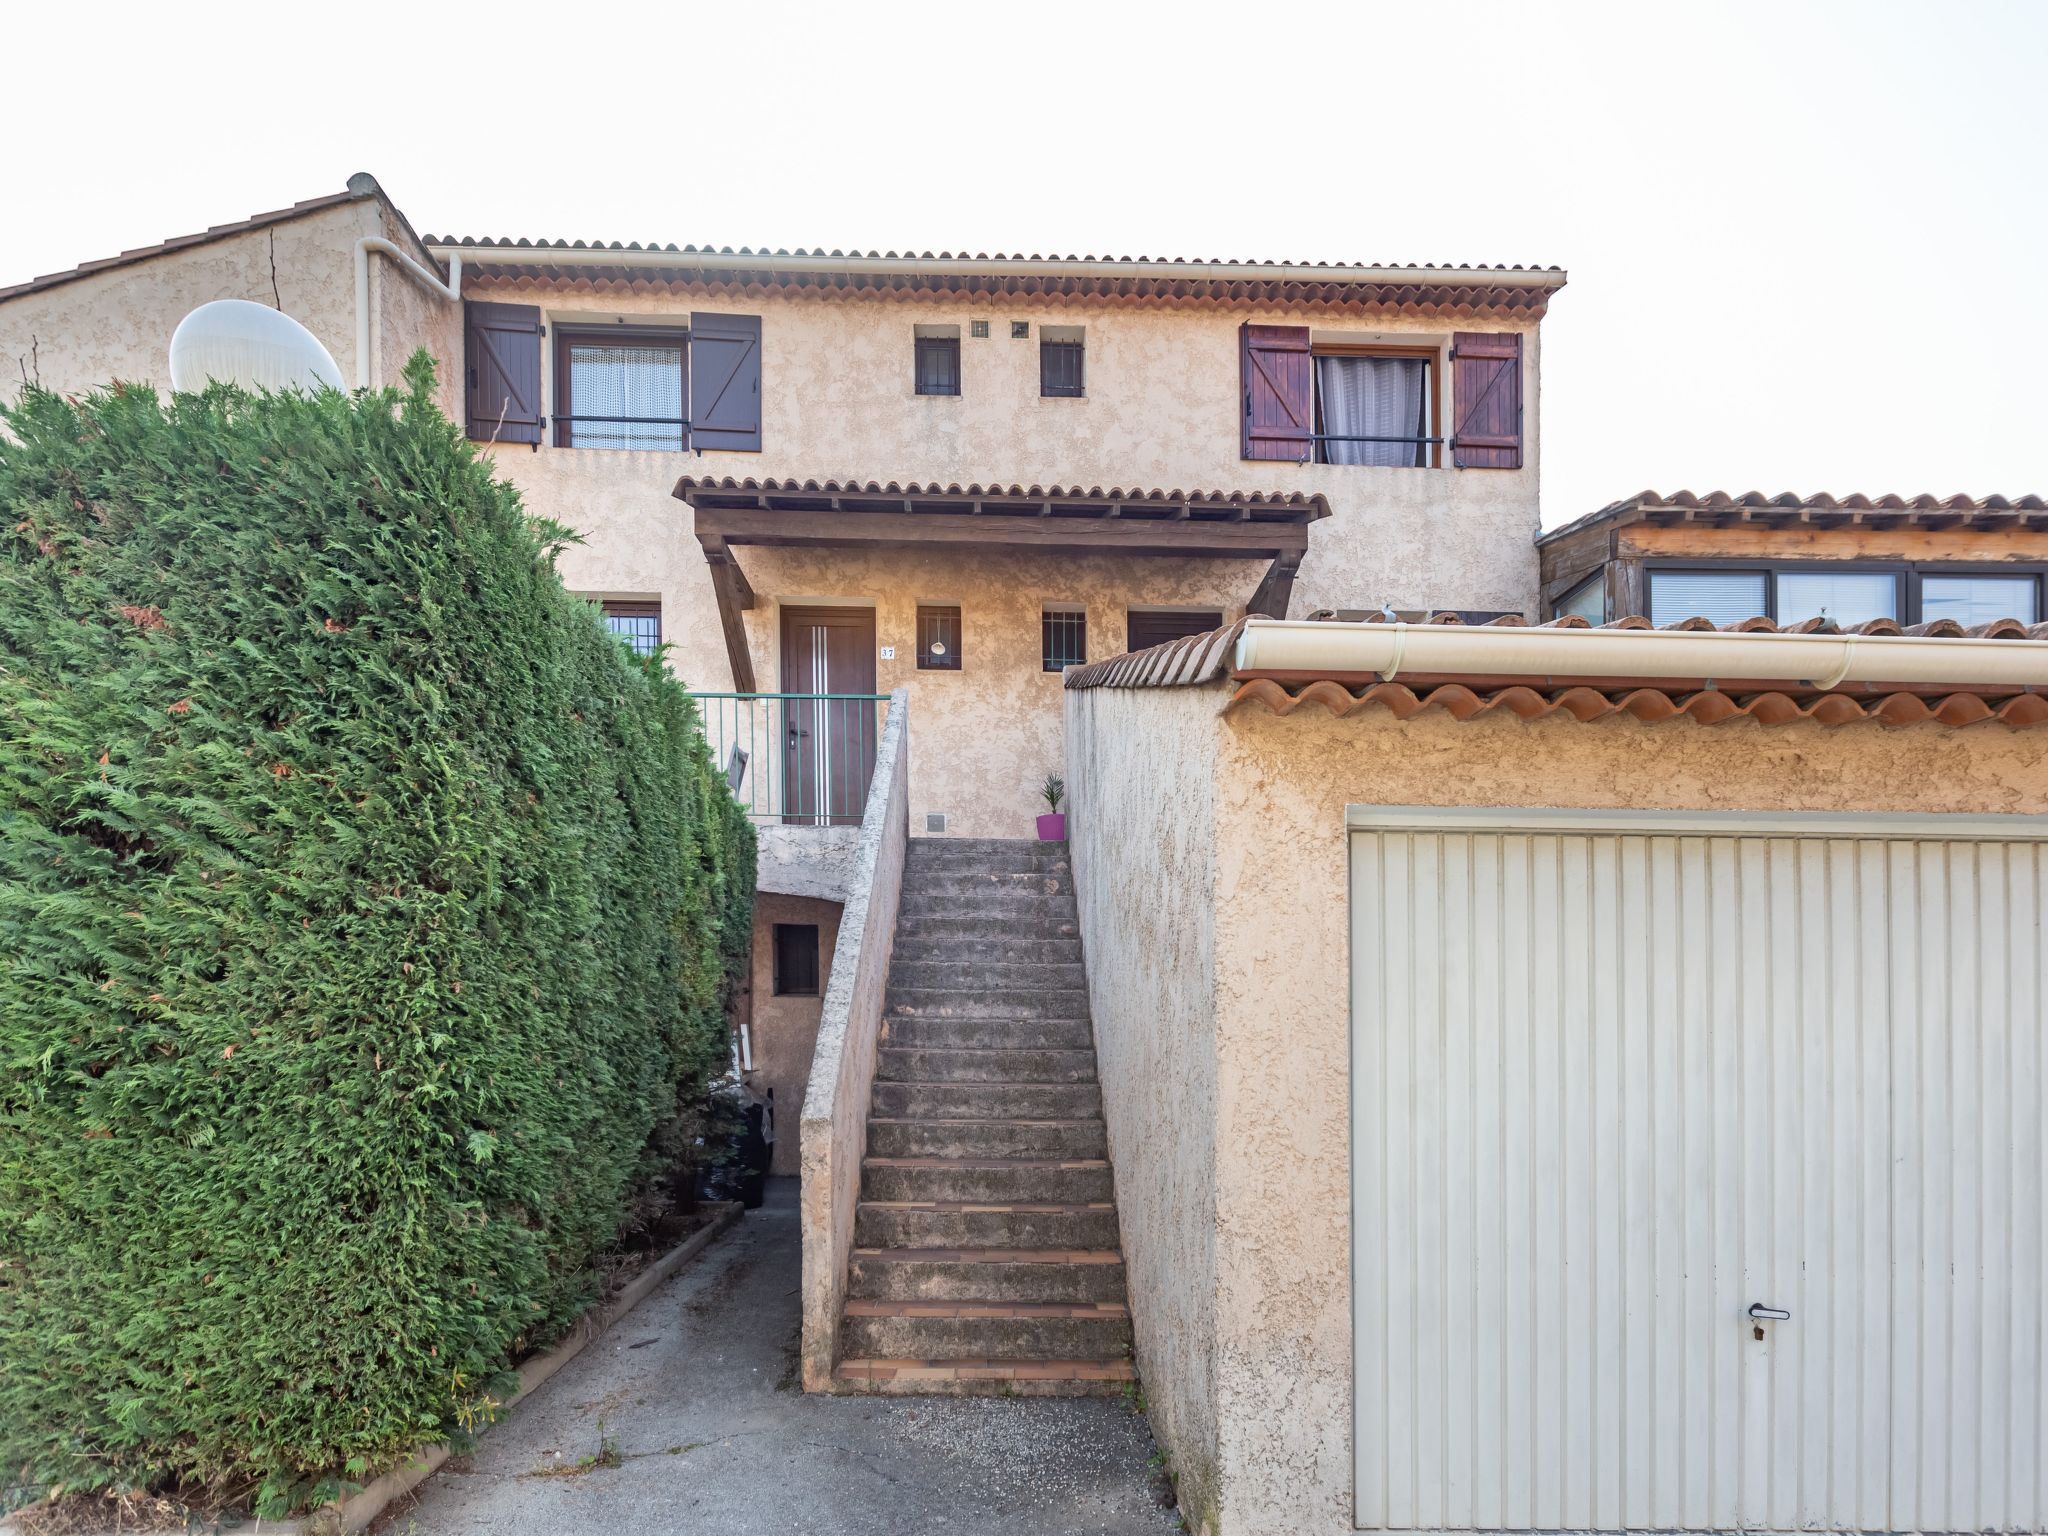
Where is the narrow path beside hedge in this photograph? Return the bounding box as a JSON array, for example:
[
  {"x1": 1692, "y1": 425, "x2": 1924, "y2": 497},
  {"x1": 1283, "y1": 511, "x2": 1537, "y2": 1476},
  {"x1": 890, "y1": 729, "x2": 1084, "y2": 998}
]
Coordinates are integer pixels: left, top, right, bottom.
[{"x1": 393, "y1": 1180, "x2": 1178, "y2": 1536}]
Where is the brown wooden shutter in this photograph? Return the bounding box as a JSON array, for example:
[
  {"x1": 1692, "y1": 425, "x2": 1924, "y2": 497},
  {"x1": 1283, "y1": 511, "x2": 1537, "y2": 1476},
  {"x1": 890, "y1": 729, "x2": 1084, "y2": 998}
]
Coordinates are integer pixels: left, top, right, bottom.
[
  {"x1": 463, "y1": 301, "x2": 542, "y2": 445},
  {"x1": 690, "y1": 312, "x2": 762, "y2": 452},
  {"x1": 1240, "y1": 323, "x2": 1313, "y2": 461},
  {"x1": 1450, "y1": 331, "x2": 1523, "y2": 469}
]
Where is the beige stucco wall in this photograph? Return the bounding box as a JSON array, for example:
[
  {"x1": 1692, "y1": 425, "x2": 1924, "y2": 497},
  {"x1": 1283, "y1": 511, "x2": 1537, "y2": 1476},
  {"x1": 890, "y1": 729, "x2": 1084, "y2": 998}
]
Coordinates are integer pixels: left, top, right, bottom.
[
  {"x1": 470, "y1": 289, "x2": 1544, "y2": 835},
  {"x1": 749, "y1": 893, "x2": 844, "y2": 1177},
  {"x1": 474, "y1": 280, "x2": 1542, "y2": 619},
  {"x1": 1067, "y1": 686, "x2": 2048, "y2": 1535},
  {"x1": 0, "y1": 196, "x2": 454, "y2": 407},
  {"x1": 6, "y1": 219, "x2": 1547, "y2": 847},
  {"x1": 1064, "y1": 681, "x2": 1226, "y2": 1528},
  {"x1": 733, "y1": 546, "x2": 1257, "y2": 839}
]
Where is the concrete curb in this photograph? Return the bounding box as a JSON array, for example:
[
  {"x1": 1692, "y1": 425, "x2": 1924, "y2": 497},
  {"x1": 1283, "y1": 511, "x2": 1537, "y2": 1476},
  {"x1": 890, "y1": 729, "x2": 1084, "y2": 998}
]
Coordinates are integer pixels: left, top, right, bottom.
[{"x1": 12, "y1": 1202, "x2": 744, "y2": 1536}]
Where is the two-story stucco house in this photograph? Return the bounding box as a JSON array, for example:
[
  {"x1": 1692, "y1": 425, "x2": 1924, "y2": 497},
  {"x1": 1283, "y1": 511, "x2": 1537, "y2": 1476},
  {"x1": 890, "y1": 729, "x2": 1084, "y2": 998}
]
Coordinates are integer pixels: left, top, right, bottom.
[
  {"x1": 11, "y1": 172, "x2": 2047, "y2": 1536},
  {"x1": 0, "y1": 171, "x2": 1563, "y2": 1173}
]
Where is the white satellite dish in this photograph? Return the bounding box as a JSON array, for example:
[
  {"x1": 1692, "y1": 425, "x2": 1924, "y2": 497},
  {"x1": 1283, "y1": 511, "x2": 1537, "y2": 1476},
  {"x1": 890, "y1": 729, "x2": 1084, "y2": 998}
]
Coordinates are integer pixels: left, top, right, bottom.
[{"x1": 168, "y1": 300, "x2": 345, "y2": 394}]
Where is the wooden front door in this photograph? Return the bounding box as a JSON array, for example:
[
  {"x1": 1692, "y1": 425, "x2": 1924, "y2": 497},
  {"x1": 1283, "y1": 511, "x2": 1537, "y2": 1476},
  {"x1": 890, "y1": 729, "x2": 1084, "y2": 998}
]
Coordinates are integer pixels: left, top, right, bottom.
[{"x1": 780, "y1": 606, "x2": 878, "y2": 826}]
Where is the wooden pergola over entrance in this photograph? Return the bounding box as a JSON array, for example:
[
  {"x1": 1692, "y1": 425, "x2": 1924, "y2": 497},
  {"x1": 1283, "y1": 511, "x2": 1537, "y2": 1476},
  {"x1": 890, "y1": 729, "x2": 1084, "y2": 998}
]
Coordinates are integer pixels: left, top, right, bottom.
[{"x1": 673, "y1": 475, "x2": 1331, "y2": 692}]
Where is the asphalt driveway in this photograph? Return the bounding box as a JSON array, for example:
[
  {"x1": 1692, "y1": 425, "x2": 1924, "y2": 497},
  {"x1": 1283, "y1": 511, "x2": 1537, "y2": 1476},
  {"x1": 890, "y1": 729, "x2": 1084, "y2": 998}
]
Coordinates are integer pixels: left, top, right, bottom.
[{"x1": 393, "y1": 1179, "x2": 1179, "y2": 1536}]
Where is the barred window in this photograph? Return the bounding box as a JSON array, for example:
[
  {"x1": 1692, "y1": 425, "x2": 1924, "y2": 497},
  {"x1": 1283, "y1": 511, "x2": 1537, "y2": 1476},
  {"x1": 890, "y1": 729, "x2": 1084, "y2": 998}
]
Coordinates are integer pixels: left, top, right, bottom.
[
  {"x1": 917, "y1": 605, "x2": 962, "y2": 670},
  {"x1": 1042, "y1": 608, "x2": 1087, "y2": 672},
  {"x1": 601, "y1": 599, "x2": 662, "y2": 657}
]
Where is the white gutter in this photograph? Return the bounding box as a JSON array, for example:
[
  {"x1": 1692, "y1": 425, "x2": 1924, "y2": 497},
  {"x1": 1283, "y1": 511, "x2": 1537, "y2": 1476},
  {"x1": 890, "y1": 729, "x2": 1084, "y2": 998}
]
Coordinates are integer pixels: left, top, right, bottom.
[
  {"x1": 424, "y1": 243, "x2": 1564, "y2": 290},
  {"x1": 1232, "y1": 618, "x2": 2048, "y2": 690},
  {"x1": 354, "y1": 240, "x2": 462, "y2": 390}
]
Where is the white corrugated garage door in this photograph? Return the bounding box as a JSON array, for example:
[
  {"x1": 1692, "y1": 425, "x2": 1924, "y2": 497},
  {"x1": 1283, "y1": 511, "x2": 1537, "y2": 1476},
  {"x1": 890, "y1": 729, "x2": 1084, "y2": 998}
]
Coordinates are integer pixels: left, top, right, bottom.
[{"x1": 1350, "y1": 809, "x2": 2047, "y2": 1536}]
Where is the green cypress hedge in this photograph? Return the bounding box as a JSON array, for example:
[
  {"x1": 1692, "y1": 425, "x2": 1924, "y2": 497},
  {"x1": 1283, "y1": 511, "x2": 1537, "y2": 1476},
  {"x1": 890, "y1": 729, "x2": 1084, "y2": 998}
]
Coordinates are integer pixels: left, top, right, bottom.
[{"x1": 0, "y1": 356, "x2": 754, "y2": 1514}]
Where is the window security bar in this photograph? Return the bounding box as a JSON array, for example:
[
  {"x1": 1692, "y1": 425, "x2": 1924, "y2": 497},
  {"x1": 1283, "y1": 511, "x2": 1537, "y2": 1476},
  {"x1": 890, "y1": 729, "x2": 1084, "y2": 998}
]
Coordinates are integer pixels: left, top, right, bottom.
[
  {"x1": 548, "y1": 415, "x2": 692, "y2": 427},
  {"x1": 1310, "y1": 433, "x2": 1445, "y2": 445}
]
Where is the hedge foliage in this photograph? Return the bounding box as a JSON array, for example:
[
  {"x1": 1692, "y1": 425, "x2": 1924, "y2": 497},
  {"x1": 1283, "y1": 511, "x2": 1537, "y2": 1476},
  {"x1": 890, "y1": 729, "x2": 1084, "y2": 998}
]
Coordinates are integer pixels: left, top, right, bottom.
[{"x1": 0, "y1": 356, "x2": 754, "y2": 1513}]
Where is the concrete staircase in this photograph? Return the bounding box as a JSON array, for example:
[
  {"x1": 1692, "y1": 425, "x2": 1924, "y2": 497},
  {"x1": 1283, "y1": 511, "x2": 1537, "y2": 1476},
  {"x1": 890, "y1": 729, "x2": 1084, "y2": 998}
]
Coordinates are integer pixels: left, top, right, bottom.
[{"x1": 835, "y1": 838, "x2": 1134, "y2": 1394}]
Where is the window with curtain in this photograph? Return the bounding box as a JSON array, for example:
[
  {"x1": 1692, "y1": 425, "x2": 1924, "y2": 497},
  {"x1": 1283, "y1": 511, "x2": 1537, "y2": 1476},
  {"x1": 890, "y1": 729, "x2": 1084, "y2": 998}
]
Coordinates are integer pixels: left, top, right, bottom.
[
  {"x1": 559, "y1": 334, "x2": 685, "y2": 450},
  {"x1": 1775, "y1": 571, "x2": 1898, "y2": 627},
  {"x1": 1648, "y1": 570, "x2": 1768, "y2": 627},
  {"x1": 1920, "y1": 574, "x2": 2039, "y2": 627},
  {"x1": 1315, "y1": 353, "x2": 1431, "y2": 466}
]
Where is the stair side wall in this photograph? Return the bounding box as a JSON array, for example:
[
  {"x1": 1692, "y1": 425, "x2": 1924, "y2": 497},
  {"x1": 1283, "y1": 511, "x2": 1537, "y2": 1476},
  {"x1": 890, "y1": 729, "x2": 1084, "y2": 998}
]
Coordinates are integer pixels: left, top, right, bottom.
[
  {"x1": 800, "y1": 690, "x2": 911, "y2": 1392},
  {"x1": 1063, "y1": 682, "x2": 1226, "y2": 1530}
]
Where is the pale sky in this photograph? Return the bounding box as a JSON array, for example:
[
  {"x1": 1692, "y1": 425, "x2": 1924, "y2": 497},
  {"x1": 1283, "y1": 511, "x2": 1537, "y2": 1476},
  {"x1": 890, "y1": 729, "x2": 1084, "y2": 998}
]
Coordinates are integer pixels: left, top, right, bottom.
[{"x1": 7, "y1": 0, "x2": 2044, "y2": 525}]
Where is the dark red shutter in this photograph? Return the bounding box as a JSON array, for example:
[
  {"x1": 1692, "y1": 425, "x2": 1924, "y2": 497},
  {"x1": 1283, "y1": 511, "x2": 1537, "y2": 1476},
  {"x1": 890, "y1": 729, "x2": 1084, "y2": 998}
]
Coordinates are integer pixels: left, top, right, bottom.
[
  {"x1": 690, "y1": 312, "x2": 762, "y2": 452},
  {"x1": 463, "y1": 301, "x2": 542, "y2": 445},
  {"x1": 1240, "y1": 323, "x2": 1313, "y2": 461},
  {"x1": 1450, "y1": 331, "x2": 1523, "y2": 469}
]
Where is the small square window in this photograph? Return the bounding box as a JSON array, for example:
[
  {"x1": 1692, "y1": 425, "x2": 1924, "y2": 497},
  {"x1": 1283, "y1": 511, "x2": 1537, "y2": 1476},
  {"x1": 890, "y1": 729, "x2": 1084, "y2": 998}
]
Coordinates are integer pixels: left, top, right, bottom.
[
  {"x1": 917, "y1": 605, "x2": 962, "y2": 670},
  {"x1": 600, "y1": 599, "x2": 662, "y2": 657},
  {"x1": 1042, "y1": 609, "x2": 1087, "y2": 672},
  {"x1": 970, "y1": 319, "x2": 990, "y2": 339},
  {"x1": 772, "y1": 923, "x2": 820, "y2": 996},
  {"x1": 915, "y1": 336, "x2": 961, "y2": 396},
  {"x1": 1040, "y1": 328, "x2": 1085, "y2": 398},
  {"x1": 1011, "y1": 320, "x2": 1031, "y2": 339}
]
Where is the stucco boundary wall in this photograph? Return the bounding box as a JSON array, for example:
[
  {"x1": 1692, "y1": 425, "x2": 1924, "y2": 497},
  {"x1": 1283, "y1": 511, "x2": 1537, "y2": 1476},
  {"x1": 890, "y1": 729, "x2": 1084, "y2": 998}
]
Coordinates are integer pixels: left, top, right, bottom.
[
  {"x1": 1063, "y1": 682, "x2": 1227, "y2": 1533},
  {"x1": 798, "y1": 688, "x2": 911, "y2": 1391}
]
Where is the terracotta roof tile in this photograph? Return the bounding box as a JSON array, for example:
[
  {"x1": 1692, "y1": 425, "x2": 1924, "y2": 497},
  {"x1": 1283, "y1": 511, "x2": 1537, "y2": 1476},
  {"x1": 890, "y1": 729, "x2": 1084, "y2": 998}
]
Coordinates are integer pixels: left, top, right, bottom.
[
  {"x1": 1538, "y1": 488, "x2": 2048, "y2": 544},
  {"x1": 1066, "y1": 615, "x2": 2048, "y2": 729},
  {"x1": 675, "y1": 476, "x2": 1330, "y2": 520},
  {"x1": 1226, "y1": 678, "x2": 2048, "y2": 730},
  {"x1": 432, "y1": 239, "x2": 1565, "y2": 317}
]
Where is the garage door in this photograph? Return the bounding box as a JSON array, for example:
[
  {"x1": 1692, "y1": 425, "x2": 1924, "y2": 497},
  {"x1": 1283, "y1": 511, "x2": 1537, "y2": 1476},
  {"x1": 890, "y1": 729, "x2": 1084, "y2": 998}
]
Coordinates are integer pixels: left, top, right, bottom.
[{"x1": 1349, "y1": 810, "x2": 2047, "y2": 1536}]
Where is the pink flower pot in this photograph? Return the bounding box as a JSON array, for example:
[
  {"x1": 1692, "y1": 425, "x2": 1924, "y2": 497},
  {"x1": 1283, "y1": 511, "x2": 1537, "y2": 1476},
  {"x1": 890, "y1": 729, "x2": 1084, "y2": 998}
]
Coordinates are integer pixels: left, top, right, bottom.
[{"x1": 1036, "y1": 812, "x2": 1067, "y2": 841}]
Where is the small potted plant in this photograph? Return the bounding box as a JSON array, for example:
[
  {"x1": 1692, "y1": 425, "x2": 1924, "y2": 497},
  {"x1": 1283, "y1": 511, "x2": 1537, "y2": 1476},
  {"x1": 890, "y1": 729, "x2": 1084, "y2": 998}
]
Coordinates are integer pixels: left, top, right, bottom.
[{"x1": 1036, "y1": 773, "x2": 1067, "y2": 841}]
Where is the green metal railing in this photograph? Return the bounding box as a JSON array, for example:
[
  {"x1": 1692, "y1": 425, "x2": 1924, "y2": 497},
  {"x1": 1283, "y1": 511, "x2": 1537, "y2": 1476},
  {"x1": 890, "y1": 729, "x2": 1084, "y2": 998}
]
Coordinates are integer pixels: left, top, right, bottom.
[{"x1": 689, "y1": 692, "x2": 891, "y2": 825}]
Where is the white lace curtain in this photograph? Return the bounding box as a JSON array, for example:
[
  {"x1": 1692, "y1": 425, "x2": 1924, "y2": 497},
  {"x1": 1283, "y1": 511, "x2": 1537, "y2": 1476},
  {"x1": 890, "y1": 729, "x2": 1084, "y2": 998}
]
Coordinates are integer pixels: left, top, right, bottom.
[
  {"x1": 566, "y1": 343, "x2": 685, "y2": 451},
  {"x1": 1317, "y1": 355, "x2": 1428, "y2": 466}
]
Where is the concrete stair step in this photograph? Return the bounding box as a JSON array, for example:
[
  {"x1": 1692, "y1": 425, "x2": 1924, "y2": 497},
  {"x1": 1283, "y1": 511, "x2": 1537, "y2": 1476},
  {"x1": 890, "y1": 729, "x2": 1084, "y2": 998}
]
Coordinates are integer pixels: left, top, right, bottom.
[
  {"x1": 895, "y1": 901, "x2": 1076, "y2": 926},
  {"x1": 876, "y1": 1046, "x2": 1098, "y2": 1084},
  {"x1": 880, "y1": 1015, "x2": 1093, "y2": 1051},
  {"x1": 902, "y1": 871, "x2": 1070, "y2": 898},
  {"x1": 888, "y1": 937, "x2": 1084, "y2": 966},
  {"x1": 888, "y1": 960, "x2": 1088, "y2": 991},
  {"x1": 854, "y1": 1200, "x2": 1120, "y2": 1249},
  {"x1": 838, "y1": 1299, "x2": 1132, "y2": 1362},
  {"x1": 870, "y1": 1081, "x2": 1102, "y2": 1121},
  {"x1": 893, "y1": 914, "x2": 1079, "y2": 943},
  {"x1": 847, "y1": 1248, "x2": 1127, "y2": 1303},
  {"x1": 886, "y1": 988, "x2": 1090, "y2": 1021},
  {"x1": 859, "y1": 1156, "x2": 1114, "y2": 1204},
  {"x1": 864, "y1": 1116, "x2": 1107, "y2": 1159},
  {"x1": 834, "y1": 1357, "x2": 1133, "y2": 1396},
  {"x1": 907, "y1": 836, "x2": 1066, "y2": 861}
]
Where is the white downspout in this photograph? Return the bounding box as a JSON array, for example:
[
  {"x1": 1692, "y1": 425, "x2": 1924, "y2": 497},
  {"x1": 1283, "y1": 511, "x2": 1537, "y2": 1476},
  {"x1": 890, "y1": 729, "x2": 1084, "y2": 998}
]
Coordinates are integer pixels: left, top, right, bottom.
[{"x1": 354, "y1": 239, "x2": 463, "y2": 391}]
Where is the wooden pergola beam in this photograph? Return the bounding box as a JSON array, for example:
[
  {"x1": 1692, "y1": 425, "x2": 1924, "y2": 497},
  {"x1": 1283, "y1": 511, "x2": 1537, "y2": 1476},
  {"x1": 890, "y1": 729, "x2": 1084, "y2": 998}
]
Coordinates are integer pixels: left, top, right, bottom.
[{"x1": 695, "y1": 506, "x2": 1308, "y2": 562}]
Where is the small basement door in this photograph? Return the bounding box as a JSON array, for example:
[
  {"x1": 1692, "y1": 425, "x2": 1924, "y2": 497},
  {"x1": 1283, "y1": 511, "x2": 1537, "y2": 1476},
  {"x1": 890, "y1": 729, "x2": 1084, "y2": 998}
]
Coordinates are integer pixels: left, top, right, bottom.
[{"x1": 1349, "y1": 808, "x2": 2047, "y2": 1536}]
